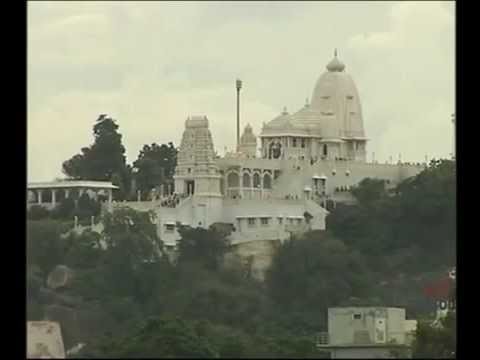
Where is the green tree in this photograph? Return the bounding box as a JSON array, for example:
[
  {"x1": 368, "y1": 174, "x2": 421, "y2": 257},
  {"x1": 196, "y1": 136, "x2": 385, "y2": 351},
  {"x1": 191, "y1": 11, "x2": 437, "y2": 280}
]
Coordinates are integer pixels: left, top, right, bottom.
[
  {"x1": 63, "y1": 229, "x2": 103, "y2": 269},
  {"x1": 27, "y1": 205, "x2": 50, "y2": 220},
  {"x1": 95, "y1": 317, "x2": 218, "y2": 358},
  {"x1": 327, "y1": 158, "x2": 456, "y2": 272},
  {"x1": 50, "y1": 197, "x2": 76, "y2": 220},
  {"x1": 351, "y1": 178, "x2": 387, "y2": 206},
  {"x1": 100, "y1": 207, "x2": 163, "y2": 297},
  {"x1": 266, "y1": 232, "x2": 373, "y2": 319},
  {"x1": 62, "y1": 115, "x2": 131, "y2": 199},
  {"x1": 74, "y1": 193, "x2": 101, "y2": 221},
  {"x1": 177, "y1": 225, "x2": 230, "y2": 271},
  {"x1": 412, "y1": 313, "x2": 456, "y2": 358},
  {"x1": 27, "y1": 220, "x2": 67, "y2": 274},
  {"x1": 133, "y1": 142, "x2": 178, "y2": 197}
]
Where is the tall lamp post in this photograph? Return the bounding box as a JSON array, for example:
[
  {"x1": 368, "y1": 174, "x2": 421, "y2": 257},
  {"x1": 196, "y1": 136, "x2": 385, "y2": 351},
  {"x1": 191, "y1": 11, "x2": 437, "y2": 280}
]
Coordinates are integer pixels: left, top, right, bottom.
[
  {"x1": 451, "y1": 113, "x2": 456, "y2": 160},
  {"x1": 236, "y1": 79, "x2": 242, "y2": 152}
]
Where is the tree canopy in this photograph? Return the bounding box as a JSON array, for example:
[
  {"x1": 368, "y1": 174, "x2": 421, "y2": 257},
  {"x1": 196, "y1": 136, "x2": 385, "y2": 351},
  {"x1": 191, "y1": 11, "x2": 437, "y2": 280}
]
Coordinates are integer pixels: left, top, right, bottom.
[
  {"x1": 132, "y1": 142, "x2": 177, "y2": 198},
  {"x1": 27, "y1": 158, "x2": 456, "y2": 358},
  {"x1": 412, "y1": 313, "x2": 456, "y2": 358},
  {"x1": 62, "y1": 115, "x2": 131, "y2": 199}
]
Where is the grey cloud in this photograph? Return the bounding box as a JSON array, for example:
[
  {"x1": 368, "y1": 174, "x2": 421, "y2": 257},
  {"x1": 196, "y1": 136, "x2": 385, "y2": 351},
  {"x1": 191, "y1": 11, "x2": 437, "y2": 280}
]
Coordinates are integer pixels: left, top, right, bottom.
[{"x1": 28, "y1": 1, "x2": 455, "y2": 181}]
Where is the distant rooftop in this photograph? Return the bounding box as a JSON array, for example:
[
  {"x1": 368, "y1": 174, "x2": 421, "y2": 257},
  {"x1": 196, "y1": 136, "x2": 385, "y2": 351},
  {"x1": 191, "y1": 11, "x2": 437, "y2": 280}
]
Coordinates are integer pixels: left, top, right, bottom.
[{"x1": 27, "y1": 180, "x2": 119, "y2": 190}]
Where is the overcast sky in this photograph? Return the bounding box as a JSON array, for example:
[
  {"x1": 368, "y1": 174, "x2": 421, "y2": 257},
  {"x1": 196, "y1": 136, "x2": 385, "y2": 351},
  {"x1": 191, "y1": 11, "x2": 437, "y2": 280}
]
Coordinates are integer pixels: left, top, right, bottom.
[{"x1": 28, "y1": 1, "x2": 455, "y2": 182}]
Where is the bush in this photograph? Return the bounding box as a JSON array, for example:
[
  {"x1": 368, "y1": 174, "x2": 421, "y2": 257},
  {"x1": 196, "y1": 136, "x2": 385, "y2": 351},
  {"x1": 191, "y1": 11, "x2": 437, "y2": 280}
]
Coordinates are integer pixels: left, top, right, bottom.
[
  {"x1": 27, "y1": 205, "x2": 50, "y2": 220},
  {"x1": 75, "y1": 193, "x2": 102, "y2": 220},
  {"x1": 51, "y1": 197, "x2": 76, "y2": 220}
]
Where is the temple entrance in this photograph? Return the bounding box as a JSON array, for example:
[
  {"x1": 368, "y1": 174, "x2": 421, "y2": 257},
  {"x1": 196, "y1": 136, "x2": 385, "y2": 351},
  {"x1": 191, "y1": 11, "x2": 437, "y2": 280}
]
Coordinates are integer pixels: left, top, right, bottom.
[
  {"x1": 268, "y1": 142, "x2": 282, "y2": 159},
  {"x1": 186, "y1": 180, "x2": 195, "y2": 195}
]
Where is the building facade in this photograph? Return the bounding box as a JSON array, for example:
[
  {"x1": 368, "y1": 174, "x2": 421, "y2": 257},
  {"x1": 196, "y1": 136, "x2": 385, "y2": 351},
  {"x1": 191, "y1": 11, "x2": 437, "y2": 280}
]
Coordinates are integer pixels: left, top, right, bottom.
[
  {"x1": 317, "y1": 307, "x2": 417, "y2": 359},
  {"x1": 27, "y1": 52, "x2": 426, "y2": 279},
  {"x1": 118, "y1": 52, "x2": 424, "y2": 252}
]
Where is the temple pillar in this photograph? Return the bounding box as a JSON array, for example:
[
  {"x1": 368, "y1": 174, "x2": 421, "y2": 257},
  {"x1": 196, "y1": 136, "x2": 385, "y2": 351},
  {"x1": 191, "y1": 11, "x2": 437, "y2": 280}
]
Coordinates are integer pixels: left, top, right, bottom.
[
  {"x1": 240, "y1": 173, "x2": 244, "y2": 199},
  {"x1": 260, "y1": 174, "x2": 264, "y2": 200},
  {"x1": 37, "y1": 190, "x2": 43, "y2": 204},
  {"x1": 108, "y1": 189, "x2": 113, "y2": 204},
  {"x1": 51, "y1": 189, "x2": 57, "y2": 206},
  {"x1": 65, "y1": 189, "x2": 70, "y2": 198}
]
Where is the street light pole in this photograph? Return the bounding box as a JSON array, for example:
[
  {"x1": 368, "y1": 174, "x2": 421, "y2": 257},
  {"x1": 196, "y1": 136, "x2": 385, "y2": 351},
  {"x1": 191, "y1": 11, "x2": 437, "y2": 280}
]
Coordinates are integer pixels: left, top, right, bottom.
[
  {"x1": 236, "y1": 79, "x2": 242, "y2": 152},
  {"x1": 451, "y1": 113, "x2": 456, "y2": 160}
]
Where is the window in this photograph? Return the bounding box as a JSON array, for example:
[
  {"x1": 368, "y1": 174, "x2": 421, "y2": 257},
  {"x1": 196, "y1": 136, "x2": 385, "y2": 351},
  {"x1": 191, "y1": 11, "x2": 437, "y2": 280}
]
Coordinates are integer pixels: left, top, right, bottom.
[
  {"x1": 353, "y1": 313, "x2": 362, "y2": 320},
  {"x1": 248, "y1": 218, "x2": 256, "y2": 226},
  {"x1": 296, "y1": 219, "x2": 302, "y2": 225},
  {"x1": 261, "y1": 218, "x2": 269, "y2": 225},
  {"x1": 165, "y1": 224, "x2": 175, "y2": 233},
  {"x1": 263, "y1": 174, "x2": 272, "y2": 189},
  {"x1": 301, "y1": 138, "x2": 306, "y2": 148},
  {"x1": 278, "y1": 217, "x2": 283, "y2": 225},
  {"x1": 323, "y1": 144, "x2": 328, "y2": 156},
  {"x1": 292, "y1": 138, "x2": 297, "y2": 147}
]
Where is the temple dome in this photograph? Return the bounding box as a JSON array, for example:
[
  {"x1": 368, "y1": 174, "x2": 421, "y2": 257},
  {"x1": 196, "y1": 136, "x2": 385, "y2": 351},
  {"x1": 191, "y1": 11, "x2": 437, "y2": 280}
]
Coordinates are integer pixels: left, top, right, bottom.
[
  {"x1": 309, "y1": 52, "x2": 365, "y2": 139},
  {"x1": 260, "y1": 51, "x2": 366, "y2": 141}
]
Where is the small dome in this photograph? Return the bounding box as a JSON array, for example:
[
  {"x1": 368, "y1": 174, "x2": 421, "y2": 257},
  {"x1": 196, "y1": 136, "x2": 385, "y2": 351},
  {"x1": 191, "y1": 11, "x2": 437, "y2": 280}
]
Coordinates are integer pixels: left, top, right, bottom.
[
  {"x1": 263, "y1": 111, "x2": 292, "y2": 130},
  {"x1": 326, "y1": 49, "x2": 345, "y2": 72}
]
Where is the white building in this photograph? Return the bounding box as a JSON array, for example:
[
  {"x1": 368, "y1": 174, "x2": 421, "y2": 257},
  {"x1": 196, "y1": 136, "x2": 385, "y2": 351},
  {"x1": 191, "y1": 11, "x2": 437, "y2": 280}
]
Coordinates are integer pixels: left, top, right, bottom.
[
  {"x1": 316, "y1": 307, "x2": 417, "y2": 359},
  {"x1": 112, "y1": 52, "x2": 425, "y2": 278},
  {"x1": 26, "y1": 53, "x2": 426, "y2": 278}
]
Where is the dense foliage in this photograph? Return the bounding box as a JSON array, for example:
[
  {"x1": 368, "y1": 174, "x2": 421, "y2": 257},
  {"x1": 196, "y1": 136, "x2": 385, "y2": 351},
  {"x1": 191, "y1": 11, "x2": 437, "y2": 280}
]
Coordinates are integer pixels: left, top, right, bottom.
[
  {"x1": 412, "y1": 313, "x2": 456, "y2": 358},
  {"x1": 27, "y1": 195, "x2": 102, "y2": 224},
  {"x1": 26, "y1": 159, "x2": 456, "y2": 357},
  {"x1": 132, "y1": 142, "x2": 177, "y2": 199},
  {"x1": 62, "y1": 115, "x2": 132, "y2": 199},
  {"x1": 327, "y1": 159, "x2": 456, "y2": 273}
]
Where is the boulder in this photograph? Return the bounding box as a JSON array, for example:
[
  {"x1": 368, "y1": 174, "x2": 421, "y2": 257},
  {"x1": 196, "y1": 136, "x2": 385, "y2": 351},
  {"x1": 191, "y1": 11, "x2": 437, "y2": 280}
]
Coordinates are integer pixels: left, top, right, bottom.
[{"x1": 47, "y1": 265, "x2": 75, "y2": 290}]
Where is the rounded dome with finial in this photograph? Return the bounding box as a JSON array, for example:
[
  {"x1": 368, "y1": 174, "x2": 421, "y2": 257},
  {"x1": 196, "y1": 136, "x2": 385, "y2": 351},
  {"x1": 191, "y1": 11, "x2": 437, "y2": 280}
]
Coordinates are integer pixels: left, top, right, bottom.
[
  {"x1": 326, "y1": 49, "x2": 345, "y2": 72},
  {"x1": 261, "y1": 50, "x2": 366, "y2": 145}
]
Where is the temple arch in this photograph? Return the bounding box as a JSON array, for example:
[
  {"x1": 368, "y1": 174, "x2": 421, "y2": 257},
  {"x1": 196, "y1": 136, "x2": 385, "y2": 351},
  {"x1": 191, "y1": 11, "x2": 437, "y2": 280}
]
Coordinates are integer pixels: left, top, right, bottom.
[
  {"x1": 263, "y1": 173, "x2": 272, "y2": 189},
  {"x1": 253, "y1": 173, "x2": 261, "y2": 188},
  {"x1": 227, "y1": 172, "x2": 240, "y2": 188},
  {"x1": 242, "y1": 173, "x2": 251, "y2": 188}
]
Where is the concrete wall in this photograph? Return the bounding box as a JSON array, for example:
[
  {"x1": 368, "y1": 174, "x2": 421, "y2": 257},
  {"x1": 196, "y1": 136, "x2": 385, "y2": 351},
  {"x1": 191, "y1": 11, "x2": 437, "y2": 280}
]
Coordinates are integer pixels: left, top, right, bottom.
[
  {"x1": 270, "y1": 160, "x2": 424, "y2": 201},
  {"x1": 27, "y1": 321, "x2": 66, "y2": 359},
  {"x1": 328, "y1": 307, "x2": 407, "y2": 346},
  {"x1": 387, "y1": 308, "x2": 406, "y2": 345}
]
